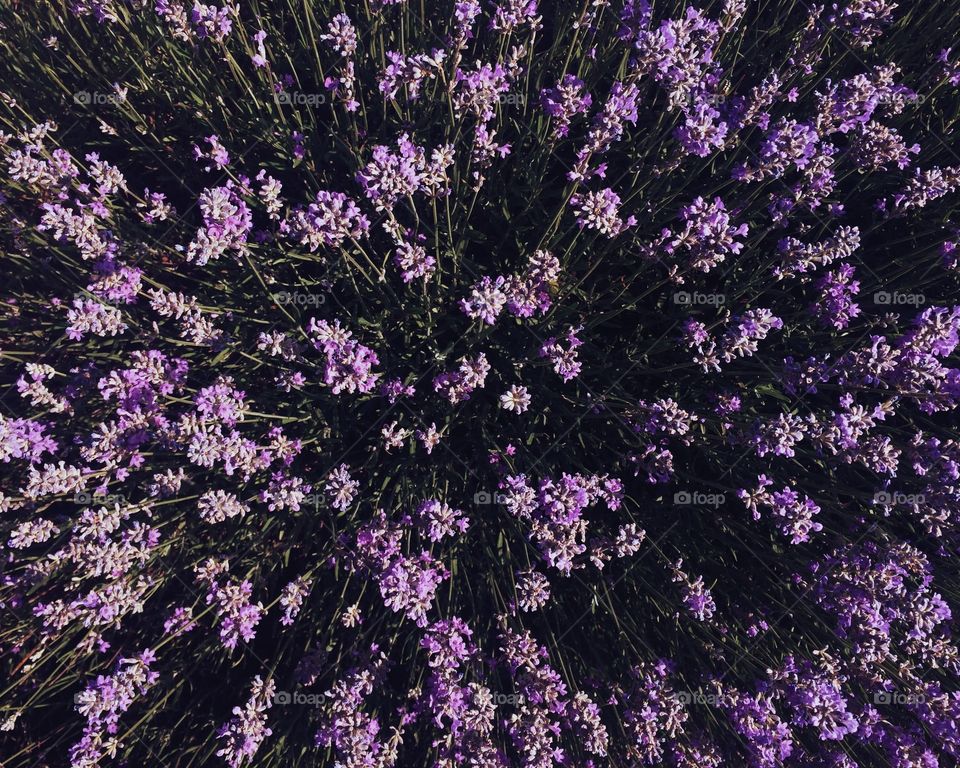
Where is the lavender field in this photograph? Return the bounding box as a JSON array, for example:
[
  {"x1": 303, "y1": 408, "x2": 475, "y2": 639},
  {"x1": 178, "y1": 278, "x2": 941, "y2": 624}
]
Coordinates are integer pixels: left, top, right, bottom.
[{"x1": 1, "y1": 1, "x2": 960, "y2": 766}]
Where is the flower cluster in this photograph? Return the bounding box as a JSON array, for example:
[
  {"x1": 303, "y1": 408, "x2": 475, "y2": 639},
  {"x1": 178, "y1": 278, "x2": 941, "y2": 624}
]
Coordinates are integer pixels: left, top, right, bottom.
[{"x1": 3, "y1": 2, "x2": 960, "y2": 767}]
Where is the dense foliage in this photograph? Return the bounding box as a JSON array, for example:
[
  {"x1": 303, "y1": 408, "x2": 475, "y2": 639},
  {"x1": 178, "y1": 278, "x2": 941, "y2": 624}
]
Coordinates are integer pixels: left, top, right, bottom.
[{"x1": 2, "y1": 1, "x2": 960, "y2": 766}]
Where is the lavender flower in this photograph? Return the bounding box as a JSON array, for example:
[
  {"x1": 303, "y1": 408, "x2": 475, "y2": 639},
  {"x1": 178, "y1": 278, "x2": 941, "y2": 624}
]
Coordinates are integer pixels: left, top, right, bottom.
[
  {"x1": 499, "y1": 385, "x2": 531, "y2": 413},
  {"x1": 540, "y1": 74, "x2": 592, "y2": 139},
  {"x1": 415, "y1": 499, "x2": 469, "y2": 542},
  {"x1": 216, "y1": 676, "x2": 275, "y2": 768},
  {"x1": 281, "y1": 190, "x2": 370, "y2": 252},
  {"x1": 570, "y1": 187, "x2": 637, "y2": 237}
]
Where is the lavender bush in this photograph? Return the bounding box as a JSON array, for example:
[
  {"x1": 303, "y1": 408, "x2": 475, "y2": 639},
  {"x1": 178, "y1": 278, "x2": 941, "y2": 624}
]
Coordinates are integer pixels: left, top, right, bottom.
[{"x1": 1, "y1": 1, "x2": 960, "y2": 766}]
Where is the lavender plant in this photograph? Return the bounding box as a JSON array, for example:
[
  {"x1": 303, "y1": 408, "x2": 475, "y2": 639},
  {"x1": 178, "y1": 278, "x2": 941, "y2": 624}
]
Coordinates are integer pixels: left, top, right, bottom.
[{"x1": 1, "y1": 1, "x2": 960, "y2": 766}]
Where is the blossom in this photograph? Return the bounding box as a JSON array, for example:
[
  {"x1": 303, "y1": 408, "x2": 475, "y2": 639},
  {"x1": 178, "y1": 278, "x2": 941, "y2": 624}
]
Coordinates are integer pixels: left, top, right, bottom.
[
  {"x1": 192, "y1": 134, "x2": 230, "y2": 171},
  {"x1": 320, "y1": 13, "x2": 357, "y2": 57},
  {"x1": 540, "y1": 327, "x2": 583, "y2": 381},
  {"x1": 309, "y1": 318, "x2": 381, "y2": 394},
  {"x1": 415, "y1": 499, "x2": 469, "y2": 541},
  {"x1": 66, "y1": 298, "x2": 127, "y2": 340},
  {"x1": 433, "y1": 353, "x2": 491, "y2": 403},
  {"x1": 184, "y1": 183, "x2": 252, "y2": 265},
  {"x1": 70, "y1": 649, "x2": 159, "y2": 766},
  {"x1": 216, "y1": 676, "x2": 275, "y2": 768},
  {"x1": 460, "y1": 275, "x2": 508, "y2": 324},
  {"x1": 540, "y1": 74, "x2": 592, "y2": 139},
  {"x1": 198, "y1": 489, "x2": 249, "y2": 523},
  {"x1": 811, "y1": 263, "x2": 862, "y2": 331},
  {"x1": 515, "y1": 569, "x2": 550, "y2": 611},
  {"x1": 191, "y1": 2, "x2": 235, "y2": 42},
  {"x1": 416, "y1": 423, "x2": 441, "y2": 454},
  {"x1": 381, "y1": 420, "x2": 412, "y2": 451},
  {"x1": 325, "y1": 464, "x2": 359, "y2": 511},
  {"x1": 393, "y1": 240, "x2": 436, "y2": 282},
  {"x1": 571, "y1": 187, "x2": 637, "y2": 237},
  {"x1": 279, "y1": 577, "x2": 311, "y2": 625},
  {"x1": 570, "y1": 81, "x2": 640, "y2": 180},
  {"x1": 250, "y1": 30, "x2": 268, "y2": 67},
  {"x1": 356, "y1": 134, "x2": 454, "y2": 209},
  {"x1": 499, "y1": 385, "x2": 531, "y2": 413},
  {"x1": 379, "y1": 552, "x2": 448, "y2": 626},
  {"x1": 281, "y1": 190, "x2": 370, "y2": 251},
  {"x1": 643, "y1": 195, "x2": 748, "y2": 273},
  {"x1": 9, "y1": 5, "x2": 960, "y2": 767}
]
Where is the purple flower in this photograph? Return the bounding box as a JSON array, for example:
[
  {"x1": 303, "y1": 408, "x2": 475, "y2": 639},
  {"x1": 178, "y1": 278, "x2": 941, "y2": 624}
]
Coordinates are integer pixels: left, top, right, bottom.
[
  {"x1": 460, "y1": 275, "x2": 508, "y2": 324},
  {"x1": 379, "y1": 552, "x2": 448, "y2": 626},
  {"x1": 281, "y1": 190, "x2": 370, "y2": 251},
  {"x1": 216, "y1": 676, "x2": 275, "y2": 768},
  {"x1": 571, "y1": 81, "x2": 640, "y2": 180},
  {"x1": 279, "y1": 577, "x2": 311, "y2": 625},
  {"x1": 570, "y1": 188, "x2": 637, "y2": 237},
  {"x1": 70, "y1": 648, "x2": 159, "y2": 767},
  {"x1": 309, "y1": 318, "x2": 381, "y2": 394},
  {"x1": 540, "y1": 75, "x2": 592, "y2": 139},
  {"x1": 499, "y1": 384, "x2": 531, "y2": 413},
  {"x1": 433, "y1": 353, "x2": 490, "y2": 403},
  {"x1": 811, "y1": 263, "x2": 861, "y2": 330},
  {"x1": 192, "y1": 134, "x2": 230, "y2": 171},
  {"x1": 191, "y1": 2, "x2": 235, "y2": 42},
  {"x1": 415, "y1": 499, "x2": 469, "y2": 542},
  {"x1": 644, "y1": 196, "x2": 748, "y2": 273},
  {"x1": 540, "y1": 327, "x2": 583, "y2": 382},
  {"x1": 325, "y1": 464, "x2": 359, "y2": 512},
  {"x1": 675, "y1": 101, "x2": 728, "y2": 157}
]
